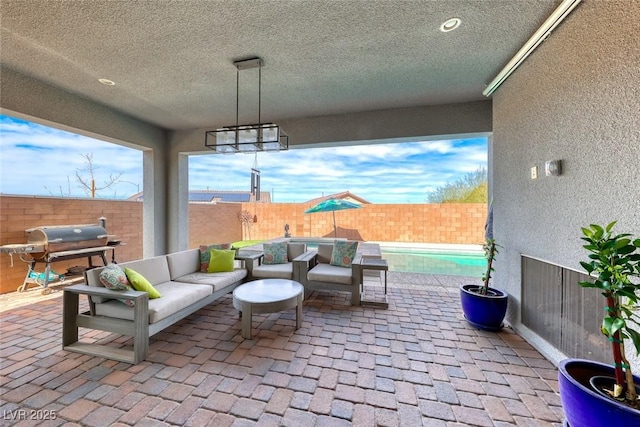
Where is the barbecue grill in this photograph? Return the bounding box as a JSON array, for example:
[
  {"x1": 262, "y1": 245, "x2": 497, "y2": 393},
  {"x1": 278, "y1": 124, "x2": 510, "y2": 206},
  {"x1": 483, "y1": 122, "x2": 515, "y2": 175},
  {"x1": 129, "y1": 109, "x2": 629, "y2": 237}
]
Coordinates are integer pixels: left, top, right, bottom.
[{"x1": 0, "y1": 219, "x2": 122, "y2": 294}]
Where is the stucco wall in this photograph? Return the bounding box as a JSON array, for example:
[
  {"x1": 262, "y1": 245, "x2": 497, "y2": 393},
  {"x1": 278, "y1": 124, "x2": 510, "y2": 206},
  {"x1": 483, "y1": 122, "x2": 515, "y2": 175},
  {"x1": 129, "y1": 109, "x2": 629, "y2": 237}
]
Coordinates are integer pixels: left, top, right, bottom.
[
  {"x1": 492, "y1": 1, "x2": 640, "y2": 364},
  {"x1": 0, "y1": 68, "x2": 171, "y2": 257}
]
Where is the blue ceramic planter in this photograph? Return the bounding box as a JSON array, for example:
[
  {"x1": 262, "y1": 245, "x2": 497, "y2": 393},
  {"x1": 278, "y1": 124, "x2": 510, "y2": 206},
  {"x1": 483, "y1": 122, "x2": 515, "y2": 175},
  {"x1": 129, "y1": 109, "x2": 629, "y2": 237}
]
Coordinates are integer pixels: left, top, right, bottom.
[
  {"x1": 459, "y1": 284, "x2": 508, "y2": 331},
  {"x1": 559, "y1": 359, "x2": 640, "y2": 427}
]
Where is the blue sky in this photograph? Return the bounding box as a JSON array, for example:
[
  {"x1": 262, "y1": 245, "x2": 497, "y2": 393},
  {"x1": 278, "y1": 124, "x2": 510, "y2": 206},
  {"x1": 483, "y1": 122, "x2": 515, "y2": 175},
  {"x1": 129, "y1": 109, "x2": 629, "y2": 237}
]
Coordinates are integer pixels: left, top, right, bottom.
[{"x1": 0, "y1": 114, "x2": 487, "y2": 203}]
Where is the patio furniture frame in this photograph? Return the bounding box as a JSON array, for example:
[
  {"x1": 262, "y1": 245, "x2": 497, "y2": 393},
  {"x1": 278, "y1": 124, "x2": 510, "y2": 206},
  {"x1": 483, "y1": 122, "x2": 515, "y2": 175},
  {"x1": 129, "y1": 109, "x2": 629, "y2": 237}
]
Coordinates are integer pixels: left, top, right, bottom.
[{"x1": 295, "y1": 249, "x2": 362, "y2": 305}]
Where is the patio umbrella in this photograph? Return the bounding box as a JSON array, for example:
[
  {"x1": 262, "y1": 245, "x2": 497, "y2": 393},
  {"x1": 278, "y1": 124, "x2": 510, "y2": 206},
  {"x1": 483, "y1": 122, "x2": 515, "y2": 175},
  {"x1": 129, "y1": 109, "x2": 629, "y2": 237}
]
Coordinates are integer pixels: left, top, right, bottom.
[{"x1": 304, "y1": 198, "x2": 362, "y2": 237}]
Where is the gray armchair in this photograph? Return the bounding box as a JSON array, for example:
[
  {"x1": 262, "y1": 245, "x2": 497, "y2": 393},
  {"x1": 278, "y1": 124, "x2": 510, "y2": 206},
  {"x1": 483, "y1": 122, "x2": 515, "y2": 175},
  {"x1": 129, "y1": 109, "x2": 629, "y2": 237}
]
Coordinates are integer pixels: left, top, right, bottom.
[
  {"x1": 246, "y1": 242, "x2": 307, "y2": 281},
  {"x1": 295, "y1": 242, "x2": 362, "y2": 305}
]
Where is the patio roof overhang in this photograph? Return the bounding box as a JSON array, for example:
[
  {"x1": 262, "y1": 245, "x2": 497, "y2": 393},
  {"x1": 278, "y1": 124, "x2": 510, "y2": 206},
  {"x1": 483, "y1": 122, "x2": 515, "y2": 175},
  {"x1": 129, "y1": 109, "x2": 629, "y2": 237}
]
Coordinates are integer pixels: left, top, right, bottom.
[{"x1": 0, "y1": 0, "x2": 566, "y2": 255}]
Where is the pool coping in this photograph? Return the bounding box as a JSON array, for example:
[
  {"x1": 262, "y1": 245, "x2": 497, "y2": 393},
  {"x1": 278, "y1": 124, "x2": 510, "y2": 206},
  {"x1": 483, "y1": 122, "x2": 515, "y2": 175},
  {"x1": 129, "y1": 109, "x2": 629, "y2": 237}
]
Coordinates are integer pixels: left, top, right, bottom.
[{"x1": 370, "y1": 241, "x2": 483, "y2": 254}]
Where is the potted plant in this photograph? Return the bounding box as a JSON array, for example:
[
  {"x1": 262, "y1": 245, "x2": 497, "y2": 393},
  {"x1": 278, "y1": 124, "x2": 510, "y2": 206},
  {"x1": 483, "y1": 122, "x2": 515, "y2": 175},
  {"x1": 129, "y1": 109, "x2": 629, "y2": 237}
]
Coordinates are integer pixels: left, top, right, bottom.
[
  {"x1": 459, "y1": 237, "x2": 509, "y2": 331},
  {"x1": 559, "y1": 221, "x2": 640, "y2": 426}
]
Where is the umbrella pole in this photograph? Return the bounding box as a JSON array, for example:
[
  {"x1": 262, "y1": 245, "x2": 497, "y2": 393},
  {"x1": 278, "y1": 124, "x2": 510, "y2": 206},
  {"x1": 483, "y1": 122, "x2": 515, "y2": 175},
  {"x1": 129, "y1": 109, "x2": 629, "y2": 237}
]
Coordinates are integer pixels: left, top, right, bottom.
[{"x1": 333, "y1": 210, "x2": 337, "y2": 237}]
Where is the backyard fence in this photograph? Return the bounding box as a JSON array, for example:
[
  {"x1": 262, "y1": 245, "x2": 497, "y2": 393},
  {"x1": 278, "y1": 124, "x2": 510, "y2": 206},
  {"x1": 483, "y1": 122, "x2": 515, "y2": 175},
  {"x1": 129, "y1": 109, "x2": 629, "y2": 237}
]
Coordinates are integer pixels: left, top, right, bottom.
[{"x1": 0, "y1": 195, "x2": 486, "y2": 294}]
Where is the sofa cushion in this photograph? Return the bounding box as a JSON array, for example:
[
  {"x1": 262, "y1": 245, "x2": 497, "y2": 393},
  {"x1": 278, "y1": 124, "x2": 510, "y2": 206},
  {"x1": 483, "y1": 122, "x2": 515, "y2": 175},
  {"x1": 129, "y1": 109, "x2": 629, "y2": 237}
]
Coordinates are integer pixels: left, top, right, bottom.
[
  {"x1": 308, "y1": 263, "x2": 353, "y2": 285},
  {"x1": 207, "y1": 249, "x2": 236, "y2": 273},
  {"x1": 99, "y1": 264, "x2": 135, "y2": 307},
  {"x1": 317, "y1": 243, "x2": 334, "y2": 264},
  {"x1": 86, "y1": 256, "x2": 170, "y2": 304},
  {"x1": 125, "y1": 268, "x2": 162, "y2": 299},
  {"x1": 252, "y1": 263, "x2": 294, "y2": 280},
  {"x1": 119, "y1": 256, "x2": 172, "y2": 286},
  {"x1": 172, "y1": 269, "x2": 247, "y2": 292},
  {"x1": 94, "y1": 281, "x2": 213, "y2": 324},
  {"x1": 167, "y1": 249, "x2": 201, "y2": 280},
  {"x1": 287, "y1": 242, "x2": 307, "y2": 260},
  {"x1": 330, "y1": 241, "x2": 359, "y2": 268},
  {"x1": 263, "y1": 242, "x2": 288, "y2": 265},
  {"x1": 199, "y1": 243, "x2": 232, "y2": 272}
]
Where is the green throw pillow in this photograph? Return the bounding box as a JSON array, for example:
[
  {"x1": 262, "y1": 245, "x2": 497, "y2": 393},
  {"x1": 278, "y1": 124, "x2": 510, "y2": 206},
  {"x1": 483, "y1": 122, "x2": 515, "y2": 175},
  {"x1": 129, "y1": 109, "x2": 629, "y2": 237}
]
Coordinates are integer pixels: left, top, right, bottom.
[
  {"x1": 124, "y1": 268, "x2": 162, "y2": 298},
  {"x1": 263, "y1": 242, "x2": 288, "y2": 265},
  {"x1": 330, "y1": 241, "x2": 358, "y2": 268},
  {"x1": 207, "y1": 249, "x2": 236, "y2": 273},
  {"x1": 199, "y1": 243, "x2": 232, "y2": 271}
]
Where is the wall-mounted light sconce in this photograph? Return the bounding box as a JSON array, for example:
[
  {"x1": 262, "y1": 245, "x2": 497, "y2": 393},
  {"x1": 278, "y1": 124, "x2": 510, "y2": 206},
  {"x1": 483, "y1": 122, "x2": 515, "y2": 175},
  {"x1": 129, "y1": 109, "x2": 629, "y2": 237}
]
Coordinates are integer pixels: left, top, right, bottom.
[{"x1": 545, "y1": 160, "x2": 562, "y2": 176}]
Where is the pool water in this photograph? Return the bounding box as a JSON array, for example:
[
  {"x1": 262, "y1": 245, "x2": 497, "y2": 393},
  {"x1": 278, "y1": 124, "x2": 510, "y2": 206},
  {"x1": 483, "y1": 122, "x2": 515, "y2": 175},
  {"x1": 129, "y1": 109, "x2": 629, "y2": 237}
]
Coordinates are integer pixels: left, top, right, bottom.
[
  {"x1": 380, "y1": 247, "x2": 485, "y2": 277},
  {"x1": 289, "y1": 239, "x2": 485, "y2": 277}
]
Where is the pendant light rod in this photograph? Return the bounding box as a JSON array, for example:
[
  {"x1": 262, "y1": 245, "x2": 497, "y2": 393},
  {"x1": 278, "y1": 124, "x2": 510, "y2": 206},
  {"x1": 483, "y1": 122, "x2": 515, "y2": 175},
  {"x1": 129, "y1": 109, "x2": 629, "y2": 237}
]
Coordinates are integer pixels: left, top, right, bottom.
[
  {"x1": 258, "y1": 64, "x2": 262, "y2": 125},
  {"x1": 235, "y1": 65, "x2": 239, "y2": 128},
  {"x1": 234, "y1": 57, "x2": 264, "y2": 127}
]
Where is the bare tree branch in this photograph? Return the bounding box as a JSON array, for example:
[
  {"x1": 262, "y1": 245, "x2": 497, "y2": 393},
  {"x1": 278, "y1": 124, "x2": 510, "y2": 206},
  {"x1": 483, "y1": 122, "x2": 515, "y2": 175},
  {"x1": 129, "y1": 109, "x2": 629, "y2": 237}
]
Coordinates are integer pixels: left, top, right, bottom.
[{"x1": 45, "y1": 152, "x2": 125, "y2": 198}]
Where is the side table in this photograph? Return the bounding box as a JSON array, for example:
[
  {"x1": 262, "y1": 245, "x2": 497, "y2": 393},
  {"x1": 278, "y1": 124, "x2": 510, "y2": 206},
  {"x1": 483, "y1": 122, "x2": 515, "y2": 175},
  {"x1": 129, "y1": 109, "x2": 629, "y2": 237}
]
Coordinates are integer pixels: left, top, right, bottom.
[{"x1": 360, "y1": 258, "x2": 389, "y2": 308}]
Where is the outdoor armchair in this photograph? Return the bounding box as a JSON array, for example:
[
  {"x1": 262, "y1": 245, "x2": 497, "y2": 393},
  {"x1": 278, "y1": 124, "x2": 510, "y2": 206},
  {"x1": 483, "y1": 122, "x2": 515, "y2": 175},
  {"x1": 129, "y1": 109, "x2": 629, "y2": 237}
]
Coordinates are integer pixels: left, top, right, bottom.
[
  {"x1": 246, "y1": 242, "x2": 307, "y2": 281},
  {"x1": 295, "y1": 242, "x2": 362, "y2": 305}
]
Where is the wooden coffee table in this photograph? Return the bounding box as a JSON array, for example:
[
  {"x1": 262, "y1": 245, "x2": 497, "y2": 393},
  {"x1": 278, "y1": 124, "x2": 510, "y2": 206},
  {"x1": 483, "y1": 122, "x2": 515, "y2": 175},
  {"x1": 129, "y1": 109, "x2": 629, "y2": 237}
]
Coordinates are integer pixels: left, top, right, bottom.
[{"x1": 232, "y1": 279, "x2": 304, "y2": 339}]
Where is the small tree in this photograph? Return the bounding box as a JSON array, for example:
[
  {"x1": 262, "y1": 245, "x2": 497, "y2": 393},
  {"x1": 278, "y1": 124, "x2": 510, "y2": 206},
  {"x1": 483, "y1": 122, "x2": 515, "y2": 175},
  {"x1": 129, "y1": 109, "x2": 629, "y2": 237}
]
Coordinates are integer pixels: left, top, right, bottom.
[
  {"x1": 427, "y1": 167, "x2": 487, "y2": 203},
  {"x1": 479, "y1": 202, "x2": 498, "y2": 295},
  {"x1": 579, "y1": 222, "x2": 640, "y2": 402},
  {"x1": 76, "y1": 153, "x2": 122, "y2": 198},
  {"x1": 239, "y1": 210, "x2": 254, "y2": 240},
  {"x1": 480, "y1": 238, "x2": 498, "y2": 295},
  {"x1": 44, "y1": 153, "x2": 122, "y2": 198}
]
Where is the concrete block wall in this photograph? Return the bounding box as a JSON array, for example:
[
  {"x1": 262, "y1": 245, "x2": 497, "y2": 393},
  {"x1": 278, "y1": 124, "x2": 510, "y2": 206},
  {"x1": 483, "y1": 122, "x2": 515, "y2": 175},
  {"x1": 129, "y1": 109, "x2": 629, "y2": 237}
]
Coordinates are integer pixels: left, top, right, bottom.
[
  {"x1": 243, "y1": 202, "x2": 487, "y2": 243},
  {"x1": 189, "y1": 202, "x2": 243, "y2": 247},
  {"x1": 0, "y1": 196, "x2": 486, "y2": 294},
  {"x1": 0, "y1": 196, "x2": 143, "y2": 294}
]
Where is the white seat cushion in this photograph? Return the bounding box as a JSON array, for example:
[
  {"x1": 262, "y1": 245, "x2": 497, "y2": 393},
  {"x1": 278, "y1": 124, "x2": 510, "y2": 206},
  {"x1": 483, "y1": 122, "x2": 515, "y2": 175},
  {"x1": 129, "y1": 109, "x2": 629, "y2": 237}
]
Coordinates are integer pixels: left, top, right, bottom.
[
  {"x1": 172, "y1": 269, "x2": 247, "y2": 292},
  {"x1": 94, "y1": 281, "x2": 213, "y2": 324},
  {"x1": 307, "y1": 263, "x2": 352, "y2": 285},
  {"x1": 253, "y1": 263, "x2": 293, "y2": 279}
]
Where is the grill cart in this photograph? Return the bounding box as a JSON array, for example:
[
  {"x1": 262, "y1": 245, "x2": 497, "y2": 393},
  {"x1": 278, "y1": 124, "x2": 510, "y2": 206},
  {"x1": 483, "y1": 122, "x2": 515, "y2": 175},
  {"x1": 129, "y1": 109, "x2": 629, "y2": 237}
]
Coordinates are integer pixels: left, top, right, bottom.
[{"x1": 0, "y1": 219, "x2": 122, "y2": 294}]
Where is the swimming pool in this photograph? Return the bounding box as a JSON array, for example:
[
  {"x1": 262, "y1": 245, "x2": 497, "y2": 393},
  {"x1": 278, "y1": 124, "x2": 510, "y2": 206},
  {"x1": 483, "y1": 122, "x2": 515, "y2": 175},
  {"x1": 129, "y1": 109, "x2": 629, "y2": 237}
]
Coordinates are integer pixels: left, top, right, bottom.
[
  {"x1": 289, "y1": 239, "x2": 485, "y2": 277},
  {"x1": 380, "y1": 246, "x2": 485, "y2": 277}
]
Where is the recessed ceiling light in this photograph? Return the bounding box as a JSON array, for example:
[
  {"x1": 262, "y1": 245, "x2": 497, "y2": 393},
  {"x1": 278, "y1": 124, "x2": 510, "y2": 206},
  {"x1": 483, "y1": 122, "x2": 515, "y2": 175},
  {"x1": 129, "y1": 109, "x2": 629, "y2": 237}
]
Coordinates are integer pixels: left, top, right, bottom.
[
  {"x1": 440, "y1": 18, "x2": 461, "y2": 32},
  {"x1": 98, "y1": 78, "x2": 115, "y2": 86}
]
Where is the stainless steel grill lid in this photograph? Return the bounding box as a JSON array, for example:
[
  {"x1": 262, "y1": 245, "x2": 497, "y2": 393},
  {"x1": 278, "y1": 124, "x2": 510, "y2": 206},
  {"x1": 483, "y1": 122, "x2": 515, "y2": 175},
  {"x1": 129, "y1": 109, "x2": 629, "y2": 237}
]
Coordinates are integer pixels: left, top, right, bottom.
[{"x1": 25, "y1": 224, "x2": 109, "y2": 253}]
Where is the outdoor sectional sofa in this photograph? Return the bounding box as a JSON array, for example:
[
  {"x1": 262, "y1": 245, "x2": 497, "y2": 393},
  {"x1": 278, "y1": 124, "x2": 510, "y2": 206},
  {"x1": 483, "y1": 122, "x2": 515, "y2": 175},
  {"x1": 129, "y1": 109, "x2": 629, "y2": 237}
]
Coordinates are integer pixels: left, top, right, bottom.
[{"x1": 62, "y1": 248, "x2": 248, "y2": 364}]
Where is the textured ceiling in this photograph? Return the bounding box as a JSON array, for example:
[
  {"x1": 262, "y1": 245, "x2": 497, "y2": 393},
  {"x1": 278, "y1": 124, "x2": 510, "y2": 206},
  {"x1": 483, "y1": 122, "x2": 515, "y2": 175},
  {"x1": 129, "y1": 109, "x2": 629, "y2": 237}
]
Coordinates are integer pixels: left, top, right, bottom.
[{"x1": 0, "y1": 0, "x2": 560, "y2": 130}]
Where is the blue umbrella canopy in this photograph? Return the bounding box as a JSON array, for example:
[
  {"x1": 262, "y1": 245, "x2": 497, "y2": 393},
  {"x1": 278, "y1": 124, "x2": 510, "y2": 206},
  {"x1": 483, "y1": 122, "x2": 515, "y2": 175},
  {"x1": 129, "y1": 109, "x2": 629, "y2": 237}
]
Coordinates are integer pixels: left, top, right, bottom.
[{"x1": 304, "y1": 198, "x2": 362, "y2": 237}]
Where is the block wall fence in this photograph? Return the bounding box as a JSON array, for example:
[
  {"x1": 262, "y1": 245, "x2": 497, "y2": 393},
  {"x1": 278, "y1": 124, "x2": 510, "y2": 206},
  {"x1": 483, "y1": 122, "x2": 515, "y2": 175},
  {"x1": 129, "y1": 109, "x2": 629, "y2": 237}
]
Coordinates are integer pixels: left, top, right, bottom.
[{"x1": 0, "y1": 195, "x2": 486, "y2": 294}]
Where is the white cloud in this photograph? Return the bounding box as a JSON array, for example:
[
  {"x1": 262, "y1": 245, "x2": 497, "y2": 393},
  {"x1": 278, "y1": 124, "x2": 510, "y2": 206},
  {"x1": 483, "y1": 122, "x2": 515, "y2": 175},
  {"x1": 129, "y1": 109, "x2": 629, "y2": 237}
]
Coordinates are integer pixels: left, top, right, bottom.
[
  {"x1": 1, "y1": 116, "x2": 143, "y2": 198},
  {"x1": 1, "y1": 114, "x2": 487, "y2": 203}
]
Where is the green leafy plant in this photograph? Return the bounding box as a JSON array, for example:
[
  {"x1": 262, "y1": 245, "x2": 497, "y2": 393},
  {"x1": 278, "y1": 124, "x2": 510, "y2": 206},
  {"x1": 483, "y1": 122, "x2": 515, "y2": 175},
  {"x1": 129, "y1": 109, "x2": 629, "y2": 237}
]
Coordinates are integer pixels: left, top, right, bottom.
[
  {"x1": 426, "y1": 167, "x2": 488, "y2": 203},
  {"x1": 579, "y1": 221, "x2": 640, "y2": 403},
  {"x1": 480, "y1": 238, "x2": 498, "y2": 295}
]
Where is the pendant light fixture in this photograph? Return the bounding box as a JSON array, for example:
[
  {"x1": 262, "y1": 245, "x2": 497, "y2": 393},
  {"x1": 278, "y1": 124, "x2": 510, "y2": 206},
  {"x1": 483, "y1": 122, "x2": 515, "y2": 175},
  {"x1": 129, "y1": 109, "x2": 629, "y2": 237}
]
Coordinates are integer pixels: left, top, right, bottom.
[{"x1": 205, "y1": 57, "x2": 288, "y2": 153}]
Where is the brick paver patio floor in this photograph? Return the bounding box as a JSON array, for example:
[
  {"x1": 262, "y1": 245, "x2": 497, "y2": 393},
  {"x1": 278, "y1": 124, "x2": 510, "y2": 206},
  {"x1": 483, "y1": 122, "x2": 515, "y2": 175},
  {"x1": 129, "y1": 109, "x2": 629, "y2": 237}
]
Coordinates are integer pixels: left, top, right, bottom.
[{"x1": 0, "y1": 275, "x2": 564, "y2": 426}]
